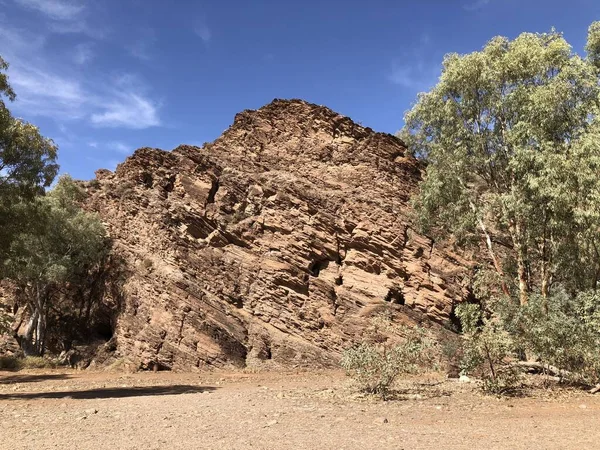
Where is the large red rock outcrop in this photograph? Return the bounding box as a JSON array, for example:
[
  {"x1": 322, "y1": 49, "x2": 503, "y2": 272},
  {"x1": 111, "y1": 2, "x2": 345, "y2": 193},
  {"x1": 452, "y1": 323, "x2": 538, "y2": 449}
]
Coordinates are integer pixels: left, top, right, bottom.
[{"x1": 85, "y1": 99, "x2": 472, "y2": 370}]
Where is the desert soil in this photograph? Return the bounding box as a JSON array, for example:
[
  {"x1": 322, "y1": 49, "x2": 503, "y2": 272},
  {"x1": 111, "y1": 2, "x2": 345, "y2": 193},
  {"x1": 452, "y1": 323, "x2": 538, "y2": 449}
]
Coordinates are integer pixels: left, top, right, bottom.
[{"x1": 1, "y1": 369, "x2": 600, "y2": 449}]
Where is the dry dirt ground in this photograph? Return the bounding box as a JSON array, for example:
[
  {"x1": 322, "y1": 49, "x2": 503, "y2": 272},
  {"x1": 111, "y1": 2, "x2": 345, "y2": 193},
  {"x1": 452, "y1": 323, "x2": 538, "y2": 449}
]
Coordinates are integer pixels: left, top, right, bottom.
[{"x1": 1, "y1": 369, "x2": 600, "y2": 449}]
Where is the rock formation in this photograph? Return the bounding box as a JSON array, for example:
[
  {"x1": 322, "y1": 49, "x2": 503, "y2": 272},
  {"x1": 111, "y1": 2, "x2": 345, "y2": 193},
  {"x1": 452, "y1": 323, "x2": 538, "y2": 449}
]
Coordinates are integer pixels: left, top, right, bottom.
[{"x1": 84, "y1": 99, "x2": 472, "y2": 370}]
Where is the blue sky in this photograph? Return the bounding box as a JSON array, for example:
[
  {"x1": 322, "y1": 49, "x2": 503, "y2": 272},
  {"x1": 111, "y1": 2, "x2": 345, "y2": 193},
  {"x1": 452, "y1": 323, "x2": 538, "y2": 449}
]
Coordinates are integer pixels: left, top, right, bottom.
[{"x1": 2, "y1": 0, "x2": 599, "y2": 180}]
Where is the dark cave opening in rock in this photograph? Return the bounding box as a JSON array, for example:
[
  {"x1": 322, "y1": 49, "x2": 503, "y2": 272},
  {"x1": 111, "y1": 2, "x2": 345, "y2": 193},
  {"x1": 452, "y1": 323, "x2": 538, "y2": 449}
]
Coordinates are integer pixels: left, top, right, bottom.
[
  {"x1": 93, "y1": 321, "x2": 115, "y2": 342},
  {"x1": 140, "y1": 172, "x2": 153, "y2": 188},
  {"x1": 308, "y1": 259, "x2": 330, "y2": 277},
  {"x1": 384, "y1": 287, "x2": 405, "y2": 305}
]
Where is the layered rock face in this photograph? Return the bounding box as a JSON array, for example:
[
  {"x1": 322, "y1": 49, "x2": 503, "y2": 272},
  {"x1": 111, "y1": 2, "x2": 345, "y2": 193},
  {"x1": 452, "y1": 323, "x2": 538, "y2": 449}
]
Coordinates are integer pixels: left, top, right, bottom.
[{"x1": 86, "y1": 99, "x2": 471, "y2": 370}]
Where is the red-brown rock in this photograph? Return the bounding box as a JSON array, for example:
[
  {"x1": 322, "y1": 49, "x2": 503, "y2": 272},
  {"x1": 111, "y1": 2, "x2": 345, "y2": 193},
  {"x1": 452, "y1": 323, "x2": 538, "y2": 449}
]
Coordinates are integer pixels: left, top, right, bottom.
[{"x1": 84, "y1": 99, "x2": 471, "y2": 370}]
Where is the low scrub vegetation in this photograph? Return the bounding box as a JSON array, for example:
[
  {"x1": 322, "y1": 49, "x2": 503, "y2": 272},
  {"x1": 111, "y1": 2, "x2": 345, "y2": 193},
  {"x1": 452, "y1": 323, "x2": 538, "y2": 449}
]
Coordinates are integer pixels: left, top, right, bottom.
[
  {"x1": 455, "y1": 289, "x2": 600, "y2": 394},
  {"x1": 341, "y1": 319, "x2": 437, "y2": 399},
  {"x1": 0, "y1": 355, "x2": 57, "y2": 370}
]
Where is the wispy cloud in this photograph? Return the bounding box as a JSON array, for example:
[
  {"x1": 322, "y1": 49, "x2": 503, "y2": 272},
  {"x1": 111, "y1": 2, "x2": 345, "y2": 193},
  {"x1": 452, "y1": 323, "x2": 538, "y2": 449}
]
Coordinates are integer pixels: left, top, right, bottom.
[
  {"x1": 1, "y1": 20, "x2": 161, "y2": 129},
  {"x1": 14, "y1": 0, "x2": 83, "y2": 21},
  {"x1": 389, "y1": 65, "x2": 420, "y2": 89},
  {"x1": 13, "y1": 0, "x2": 105, "y2": 37},
  {"x1": 194, "y1": 20, "x2": 211, "y2": 44},
  {"x1": 107, "y1": 141, "x2": 131, "y2": 154},
  {"x1": 73, "y1": 42, "x2": 94, "y2": 65},
  {"x1": 463, "y1": 0, "x2": 491, "y2": 11},
  {"x1": 127, "y1": 29, "x2": 157, "y2": 61},
  {"x1": 91, "y1": 92, "x2": 161, "y2": 129},
  {"x1": 387, "y1": 32, "x2": 441, "y2": 91},
  {"x1": 11, "y1": 69, "x2": 86, "y2": 119},
  {"x1": 128, "y1": 40, "x2": 152, "y2": 61},
  {"x1": 0, "y1": 25, "x2": 85, "y2": 118}
]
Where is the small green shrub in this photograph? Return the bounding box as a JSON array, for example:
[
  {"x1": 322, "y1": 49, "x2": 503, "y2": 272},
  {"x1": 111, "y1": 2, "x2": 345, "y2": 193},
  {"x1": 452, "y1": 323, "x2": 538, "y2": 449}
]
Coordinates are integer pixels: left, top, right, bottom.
[
  {"x1": 341, "y1": 324, "x2": 436, "y2": 399},
  {"x1": 20, "y1": 356, "x2": 56, "y2": 369},
  {"x1": 341, "y1": 343, "x2": 401, "y2": 398},
  {"x1": 0, "y1": 356, "x2": 57, "y2": 370},
  {"x1": 0, "y1": 356, "x2": 20, "y2": 370}
]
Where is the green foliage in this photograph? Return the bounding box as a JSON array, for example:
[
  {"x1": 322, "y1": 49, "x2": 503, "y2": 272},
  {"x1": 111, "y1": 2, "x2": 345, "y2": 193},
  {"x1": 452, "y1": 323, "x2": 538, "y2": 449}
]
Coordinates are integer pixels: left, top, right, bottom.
[
  {"x1": 456, "y1": 288, "x2": 600, "y2": 392},
  {"x1": 0, "y1": 355, "x2": 57, "y2": 370},
  {"x1": 0, "y1": 56, "x2": 58, "y2": 190},
  {"x1": 402, "y1": 24, "x2": 600, "y2": 303},
  {"x1": 0, "y1": 308, "x2": 10, "y2": 335},
  {"x1": 4, "y1": 176, "x2": 107, "y2": 286},
  {"x1": 341, "y1": 324, "x2": 436, "y2": 399},
  {"x1": 506, "y1": 290, "x2": 600, "y2": 384},
  {"x1": 455, "y1": 304, "x2": 521, "y2": 394},
  {"x1": 0, "y1": 355, "x2": 20, "y2": 370},
  {"x1": 586, "y1": 21, "x2": 600, "y2": 69},
  {"x1": 2, "y1": 175, "x2": 108, "y2": 355},
  {"x1": 341, "y1": 343, "x2": 402, "y2": 398},
  {"x1": 0, "y1": 55, "x2": 59, "y2": 261}
]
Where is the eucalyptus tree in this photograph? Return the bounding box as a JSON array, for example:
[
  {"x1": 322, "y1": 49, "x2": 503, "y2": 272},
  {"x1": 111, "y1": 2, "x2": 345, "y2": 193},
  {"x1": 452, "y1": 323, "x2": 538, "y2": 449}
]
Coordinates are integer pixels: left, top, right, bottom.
[
  {"x1": 402, "y1": 23, "x2": 600, "y2": 305},
  {"x1": 0, "y1": 55, "x2": 59, "y2": 259},
  {"x1": 3, "y1": 176, "x2": 108, "y2": 355},
  {"x1": 0, "y1": 55, "x2": 59, "y2": 335}
]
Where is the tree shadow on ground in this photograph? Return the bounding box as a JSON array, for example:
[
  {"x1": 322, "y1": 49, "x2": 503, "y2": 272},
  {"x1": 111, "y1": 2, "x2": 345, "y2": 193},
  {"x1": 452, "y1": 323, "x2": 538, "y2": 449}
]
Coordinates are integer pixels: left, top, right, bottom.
[
  {"x1": 0, "y1": 373, "x2": 73, "y2": 385},
  {"x1": 0, "y1": 384, "x2": 217, "y2": 400}
]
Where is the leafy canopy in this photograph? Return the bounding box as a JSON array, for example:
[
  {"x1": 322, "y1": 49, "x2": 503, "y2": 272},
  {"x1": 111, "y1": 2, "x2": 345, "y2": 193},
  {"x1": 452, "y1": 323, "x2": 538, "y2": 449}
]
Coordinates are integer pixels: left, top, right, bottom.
[
  {"x1": 402, "y1": 23, "x2": 600, "y2": 302},
  {"x1": 3, "y1": 175, "x2": 108, "y2": 288},
  {"x1": 0, "y1": 56, "x2": 58, "y2": 199},
  {"x1": 0, "y1": 56, "x2": 59, "y2": 259},
  {"x1": 2, "y1": 175, "x2": 108, "y2": 354}
]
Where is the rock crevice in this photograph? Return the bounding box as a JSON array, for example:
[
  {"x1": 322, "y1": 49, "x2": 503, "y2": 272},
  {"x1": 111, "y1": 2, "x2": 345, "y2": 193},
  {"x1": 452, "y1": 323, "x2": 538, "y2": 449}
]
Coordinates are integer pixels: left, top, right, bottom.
[{"x1": 84, "y1": 99, "x2": 471, "y2": 370}]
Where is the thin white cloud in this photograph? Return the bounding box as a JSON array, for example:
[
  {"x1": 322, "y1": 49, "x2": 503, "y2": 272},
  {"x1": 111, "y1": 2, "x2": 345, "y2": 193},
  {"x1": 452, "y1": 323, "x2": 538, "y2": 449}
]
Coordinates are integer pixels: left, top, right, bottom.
[
  {"x1": 107, "y1": 141, "x2": 131, "y2": 154},
  {"x1": 0, "y1": 23, "x2": 46, "y2": 54},
  {"x1": 88, "y1": 141, "x2": 98, "y2": 148},
  {"x1": 13, "y1": 0, "x2": 104, "y2": 38},
  {"x1": 387, "y1": 31, "x2": 441, "y2": 91},
  {"x1": 73, "y1": 42, "x2": 94, "y2": 65},
  {"x1": 388, "y1": 60, "x2": 440, "y2": 91},
  {"x1": 14, "y1": 0, "x2": 83, "y2": 20},
  {"x1": 127, "y1": 30, "x2": 157, "y2": 61},
  {"x1": 194, "y1": 21, "x2": 211, "y2": 44},
  {"x1": 49, "y1": 20, "x2": 105, "y2": 38},
  {"x1": 128, "y1": 40, "x2": 152, "y2": 61},
  {"x1": 9, "y1": 65, "x2": 87, "y2": 119},
  {"x1": 463, "y1": 0, "x2": 491, "y2": 11},
  {"x1": 388, "y1": 66, "x2": 419, "y2": 89},
  {"x1": 1, "y1": 21, "x2": 161, "y2": 129},
  {"x1": 91, "y1": 93, "x2": 161, "y2": 129}
]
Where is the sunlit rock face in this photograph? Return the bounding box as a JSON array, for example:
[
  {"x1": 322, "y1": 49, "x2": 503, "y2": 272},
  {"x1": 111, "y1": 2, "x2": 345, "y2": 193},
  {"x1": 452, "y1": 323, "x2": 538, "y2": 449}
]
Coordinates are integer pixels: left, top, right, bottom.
[{"x1": 85, "y1": 99, "x2": 471, "y2": 370}]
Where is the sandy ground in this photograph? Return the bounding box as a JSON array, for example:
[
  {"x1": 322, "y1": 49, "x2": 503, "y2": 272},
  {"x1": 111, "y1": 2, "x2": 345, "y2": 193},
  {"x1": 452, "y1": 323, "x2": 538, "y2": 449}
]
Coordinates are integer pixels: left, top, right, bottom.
[{"x1": 1, "y1": 369, "x2": 600, "y2": 450}]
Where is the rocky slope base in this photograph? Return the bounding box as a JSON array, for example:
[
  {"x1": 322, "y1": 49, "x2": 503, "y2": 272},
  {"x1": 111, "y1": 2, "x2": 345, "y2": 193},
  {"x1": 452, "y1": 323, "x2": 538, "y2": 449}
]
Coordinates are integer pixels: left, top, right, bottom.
[{"x1": 82, "y1": 99, "x2": 472, "y2": 370}]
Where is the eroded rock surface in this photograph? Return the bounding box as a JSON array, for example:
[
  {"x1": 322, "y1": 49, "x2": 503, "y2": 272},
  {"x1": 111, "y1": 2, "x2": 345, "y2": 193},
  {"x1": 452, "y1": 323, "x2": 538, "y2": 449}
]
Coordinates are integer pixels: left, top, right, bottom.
[{"x1": 86, "y1": 99, "x2": 471, "y2": 370}]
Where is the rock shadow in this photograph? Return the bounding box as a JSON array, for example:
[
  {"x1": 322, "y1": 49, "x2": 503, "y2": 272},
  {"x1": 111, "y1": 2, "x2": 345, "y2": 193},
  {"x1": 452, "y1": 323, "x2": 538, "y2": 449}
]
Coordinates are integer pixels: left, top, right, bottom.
[
  {"x1": 0, "y1": 384, "x2": 217, "y2": 400},
  {"x1": 0, "y1": 373, "x2": 74, "y2": 385}
]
